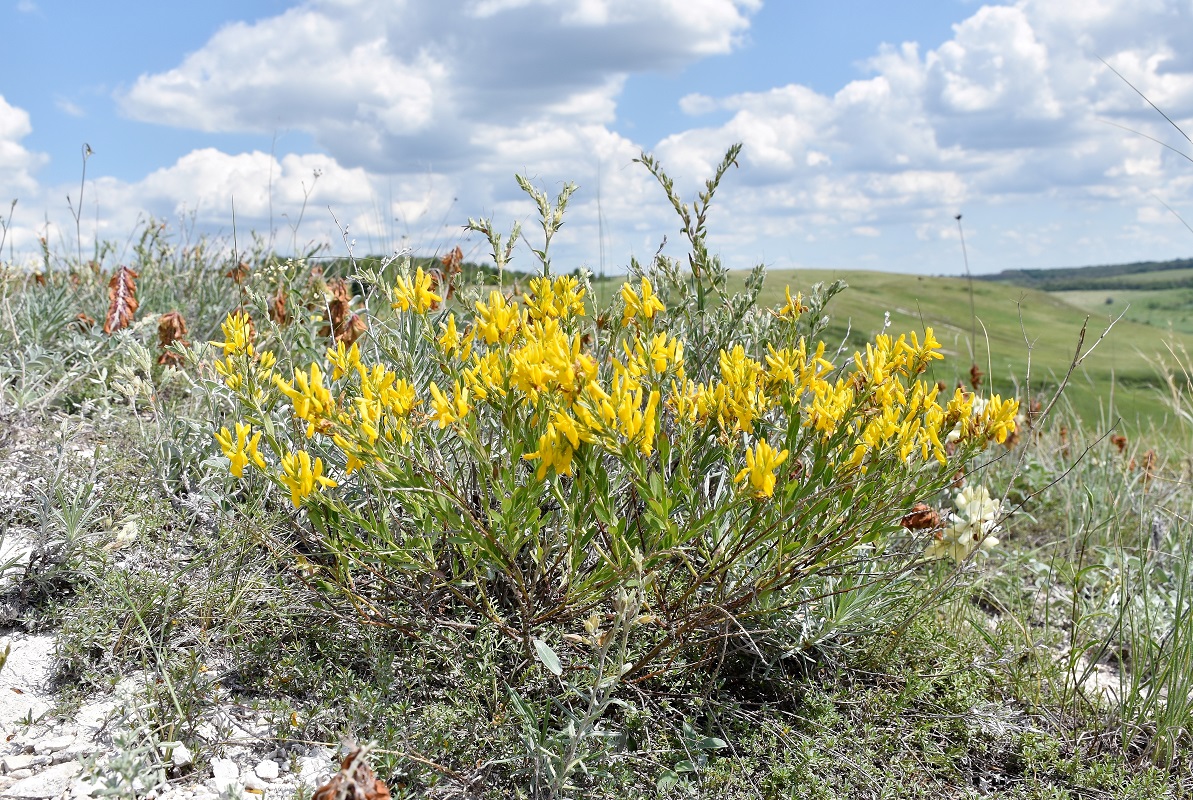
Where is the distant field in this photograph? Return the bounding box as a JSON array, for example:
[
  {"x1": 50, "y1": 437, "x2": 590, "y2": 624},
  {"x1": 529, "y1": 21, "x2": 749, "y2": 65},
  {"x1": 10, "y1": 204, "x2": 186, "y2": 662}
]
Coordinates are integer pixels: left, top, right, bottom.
[
  {"x1": 595, "y1": 269, "x2": 1192, "y2": 435},
  {"x1": 1053, "y1": 286, "x2": 1193, "y2": 335}
]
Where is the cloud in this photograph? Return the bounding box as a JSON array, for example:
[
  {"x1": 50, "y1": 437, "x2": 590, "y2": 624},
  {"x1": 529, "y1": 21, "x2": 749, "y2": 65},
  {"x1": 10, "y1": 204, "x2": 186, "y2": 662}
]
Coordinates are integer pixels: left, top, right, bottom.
[
  {"x1": 678, "y1": 93, "x2": 719, "y2": 116},
  {"x1": 0, "y1": 95, "x2": 47, "y2": 199},
  {"x1": 10, "y1": 0, "x2": 1193, "y2": 275},
  {"x1": 54, "y1": 97, "x2": 85, "y2": 118},
  {"x1": 119, "y1": 0, "x2": 759, "y2": 174},
  {"x1": 640, "y1": 0, "x2": 1193, "y2": 271}
]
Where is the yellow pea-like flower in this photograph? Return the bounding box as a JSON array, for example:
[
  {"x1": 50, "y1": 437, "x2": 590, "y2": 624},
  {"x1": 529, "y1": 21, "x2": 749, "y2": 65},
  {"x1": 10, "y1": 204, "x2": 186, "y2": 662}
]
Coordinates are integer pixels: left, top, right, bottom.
[
  {"x1": 279, "y1": 450, "x2": 337, "y2": 507},
  {"x1": 621, "y1": 277, "x2": 665, "y2": 325},
  {"x1": 392, "y1": 266, "x2": 442, "y2": 314},
  {"x1": 210, "y1": 310, "x2": 255, "y2": 358},
  {"x1": 735, "y1": 439, "x2": 790, "y2": 498},
  {"x1": 214, "y1": 422, "x2": 267, "y2": 478},
  {"x1": 429, "y1": 380, "x2": 471, "y2": 428}
]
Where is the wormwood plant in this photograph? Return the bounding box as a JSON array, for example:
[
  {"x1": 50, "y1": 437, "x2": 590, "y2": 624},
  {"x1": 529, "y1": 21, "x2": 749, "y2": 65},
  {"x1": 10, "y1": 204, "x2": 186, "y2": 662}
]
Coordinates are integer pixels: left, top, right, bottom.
[{"x1": 202, "y1": 148, "x2": 1018, "y2": 786}]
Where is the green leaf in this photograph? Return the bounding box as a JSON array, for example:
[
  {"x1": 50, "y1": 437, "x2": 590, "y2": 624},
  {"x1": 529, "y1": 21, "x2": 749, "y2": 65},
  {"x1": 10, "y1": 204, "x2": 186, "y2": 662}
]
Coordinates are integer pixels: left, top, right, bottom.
[
  {"x1": 657, "y1": 770, "x2": 679, "y2": 792},
  {"x1": 532, "y1": 638, "x2": 563, "y2": 676}
]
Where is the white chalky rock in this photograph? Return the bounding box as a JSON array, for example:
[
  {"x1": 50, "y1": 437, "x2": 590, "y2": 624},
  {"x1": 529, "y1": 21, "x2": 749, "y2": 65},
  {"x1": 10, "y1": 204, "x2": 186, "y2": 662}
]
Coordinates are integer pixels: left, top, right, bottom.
[
  {"x1": 253, "y1": 761, "x2": 279, "y2": 781},
  {"x1": 1, "y1": 757, "x2": 43, "y2": 774},
  {"x1": 68, "y1": 776, "x2": 98, "y2": 799},
  {"x1": 168, "y1": 743, "x2": 193, "y2": 768},
  {"x1": 33, "y1": 736, "x2": 73, "y2": 755},
  {"x1": 208, "y1": 758, "x2": 239, "y2": 794},
  {"x1": 297, "y1": 756, "x2": 331, "y2": 788},
  {"x1": 1, "y1": 762, "x2": 81, "y2": 798}
]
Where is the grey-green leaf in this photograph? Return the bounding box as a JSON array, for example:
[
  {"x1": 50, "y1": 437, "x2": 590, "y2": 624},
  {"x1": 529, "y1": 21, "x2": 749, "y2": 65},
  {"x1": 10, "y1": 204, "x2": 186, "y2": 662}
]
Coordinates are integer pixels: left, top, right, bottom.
[{"x1": 532, "y1": 638, "x2": 562, "y2": 676}]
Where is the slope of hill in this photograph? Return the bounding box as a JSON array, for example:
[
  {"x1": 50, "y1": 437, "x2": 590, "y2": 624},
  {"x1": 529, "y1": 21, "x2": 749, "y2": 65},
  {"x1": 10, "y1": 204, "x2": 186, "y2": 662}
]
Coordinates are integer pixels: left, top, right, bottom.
[{"x1": 732, "y1": 269, "x2": 1189, "y2": 435}]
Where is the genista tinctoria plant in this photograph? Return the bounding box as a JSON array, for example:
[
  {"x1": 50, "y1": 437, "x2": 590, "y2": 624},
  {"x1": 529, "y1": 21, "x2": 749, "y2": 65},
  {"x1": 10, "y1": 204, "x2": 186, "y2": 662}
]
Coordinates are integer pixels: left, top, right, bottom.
[{"x1": 201, "y1": 143, "x2": 1017, "y2": 696}]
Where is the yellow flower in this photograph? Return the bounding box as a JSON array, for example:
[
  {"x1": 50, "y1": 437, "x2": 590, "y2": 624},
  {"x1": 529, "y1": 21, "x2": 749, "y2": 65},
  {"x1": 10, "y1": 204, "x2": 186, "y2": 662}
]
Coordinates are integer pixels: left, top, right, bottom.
[
  {"x1": 526, "y1": 275, "x2": 587, "y2": 321},
  {"x1": 214, "y1": 422, "x2": 267, "y2": 478},
  {"x1": 474, "y1": 290, "x2": 522, "y2": 344},
  {"x1": 331, "y1": 433, "x2": 367, "y2": 475},
  {"x1": 464, "y1": 350, "x2": 508, "y2": 402},
  {"x1": 275, "y1": 362, "x2": 335, "y2": 437},
  {"x1": 392, "y1": 266, "x2": 442, "y2": 313},
  {"x1": 775, "y1": 286, "x2": 804, "y2": 320},
  {"x1": 438, "y1": 313, "x2": 465, "y2": 356},
  {"x1": 904, "y1": 327, "x2": 944, "y2": 373},
  {"x1": 978, "y1": 394, "x2": 1019, "y2": 444},
  {"x1": 211, "y1": 311, "x2": 255, "y2": 358},
  {"x1": 735, "y1": 439, "x2": 790, "y2": 498},
  {"x1": 279, "y1": 450, "x2": 337, "y2": 507},
  {"x1": 666, "y1": 378, "x2": 701, "y2": 426},
  {"x1": 257, "y1": 350, "x2": 277, "y2": 373},
  {"x1": 621, "y1": 277, "x2": 665, "y2": 325},
  {"x1": 613, "y1": 386, "x2": 660, "y2": 455},
  {"x1": 523, "y1": 410, "x2": 589, "y2": 479},
  {"x1": 326, "y1": 341, "x2": 362, "y2": 380},
  {"x1": 429, "y1": 380, "x2": 471, "y2": 428}
]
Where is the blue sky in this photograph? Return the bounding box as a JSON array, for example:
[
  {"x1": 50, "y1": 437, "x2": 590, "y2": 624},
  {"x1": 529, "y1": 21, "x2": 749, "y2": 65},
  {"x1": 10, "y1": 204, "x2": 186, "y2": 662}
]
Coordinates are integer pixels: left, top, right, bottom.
[{"x1": 2, "y1": 0, "x2": 1192, "y2": 275}]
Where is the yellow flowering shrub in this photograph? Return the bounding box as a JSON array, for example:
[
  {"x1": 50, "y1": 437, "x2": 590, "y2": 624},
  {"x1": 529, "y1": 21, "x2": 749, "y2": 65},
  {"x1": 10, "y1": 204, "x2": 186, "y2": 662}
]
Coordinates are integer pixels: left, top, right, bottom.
[{"x1": 203, "y1": 152, "x2": 1019, "y2": 678}]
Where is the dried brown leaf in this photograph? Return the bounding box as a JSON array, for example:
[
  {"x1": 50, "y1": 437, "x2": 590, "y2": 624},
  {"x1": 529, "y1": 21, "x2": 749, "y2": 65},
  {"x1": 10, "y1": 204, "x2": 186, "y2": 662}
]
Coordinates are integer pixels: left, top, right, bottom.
[
  {"x1": 157, "y1": 311, "x2": 190, "y2": 366},
  {"x1": 900, "y1": 503, "x2": 941, "y2": 531},
  {"x1": 312, "y1": 749, "x2": 391, "y2": 800},
  {"x1": 225, "y1": 262, "x2": 250, "y2": 284},
  {"x1": 968, "y1": 363, "x2": 984, "y2": 391},
  {"x1": 103, "y1": 266, "x2": 139, "y2": 334},
  {"x1": 320, "y1": 278, "x2": 367, "y2": 344},
  {"x1": 269, "y1": 287, "x2": 289, "y2": 325}
]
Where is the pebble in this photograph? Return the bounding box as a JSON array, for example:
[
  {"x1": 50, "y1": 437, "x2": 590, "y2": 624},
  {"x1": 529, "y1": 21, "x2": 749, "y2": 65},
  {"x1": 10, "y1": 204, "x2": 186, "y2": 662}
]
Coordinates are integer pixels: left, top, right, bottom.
[
  {"x1": 68, "y1": 777, "x2": 97, "y2": 799},
  {"x1": 33, "y1": 737, "x2": 73, "y2": 755},
  {"x1": 1, "y1": 757, "x2": 48, "y2": 774},
  {"x1": 1, "y1": 762, "x2": 81, "y2": 798},
  {"x1": 296, "y1": 756, "x2": 332, "y2": 788},
  {"x1": 208, "y1": 757, "x2": 239, "y2": 794},
  {"x1": 254, "y1": 760, "x2": 279, "y2": 781},
  {"x1": 243, "y1": 775, "x2": 266, "y2": 792},
  {"x1": 170, "y1": 743, "x2": 193, "y2": 767}
]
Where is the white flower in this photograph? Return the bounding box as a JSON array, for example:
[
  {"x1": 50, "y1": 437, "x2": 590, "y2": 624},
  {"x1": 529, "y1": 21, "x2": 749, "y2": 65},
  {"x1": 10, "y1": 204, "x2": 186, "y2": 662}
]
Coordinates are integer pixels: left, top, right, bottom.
[{"x1": 923, "y1": 483, "x2": 1002, "y2": 563}]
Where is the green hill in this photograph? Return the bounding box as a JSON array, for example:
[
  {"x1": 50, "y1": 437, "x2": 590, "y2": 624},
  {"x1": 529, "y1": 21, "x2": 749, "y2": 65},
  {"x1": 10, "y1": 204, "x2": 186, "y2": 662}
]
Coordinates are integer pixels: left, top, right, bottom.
[{"x1": 981, "y1": 256, "x2": 1193, "y2": 290}]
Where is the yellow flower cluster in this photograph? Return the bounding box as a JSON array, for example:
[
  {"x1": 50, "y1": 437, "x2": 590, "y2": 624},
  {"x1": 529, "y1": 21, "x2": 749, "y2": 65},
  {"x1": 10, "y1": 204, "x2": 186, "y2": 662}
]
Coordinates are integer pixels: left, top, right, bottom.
[
  {"x1": 621, "y1": 277, "x2": 665, "y2": 325},
  {"x1": 280, "y1": 450, "x2": 337, "y2": 507},
  {"x1": 525, "y1": 275, "x2": 586, "y2": 321},
  {"x1": 212, "y1": 310, "x2": 255, "y2": 358},
  {"x1": 214, "y1": 422, "x2": 266, "y2": 478},
  {"x1": 274, "y1": 362, "x2": 334, "y2": 438},
  {"x1": 212, "y1": 276, "x2": 1020, "y2": 510},
  {"x1": 392, "y1": 266, "x2": 442, "y2": 314},
  {"x1": 210, "y1": 310, "x2": 275, "y2": 401}
]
